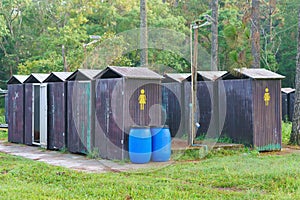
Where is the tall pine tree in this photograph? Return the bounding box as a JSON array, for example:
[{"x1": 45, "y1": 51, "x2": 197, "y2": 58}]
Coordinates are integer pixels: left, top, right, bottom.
[{"x1": 290, "y1": 8, "x2": 300, "y2": 145}]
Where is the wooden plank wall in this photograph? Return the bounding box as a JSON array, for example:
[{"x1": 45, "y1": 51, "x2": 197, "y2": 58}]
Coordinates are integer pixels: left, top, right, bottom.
[
  {"x1": 95, "y1": 78, "x2": 124, "y2": 160},
  {"x1": 221, "y1": 79, "x2": 254, "y2": 145},
  {"x1": 281, "y1": 92, "x2": 288, "y2": 121},
  {"x1": 95, "y1": 78, "x2": 161, "y2": 160},
  {"x1": 24, "y1": 84, "x2": 33, "y2": 145},
  {"x1": 7, "y1": 84, "x2": 24, "y2": 144},
  {"x1": 47, "y1": 82, "x2": 66, "y2": 150},
  {"x1": 125, "y1": 80, "x2": 161, "y2": 128},
  {"x1": 252, "y1": 80, "x2": 282, "y2": 151},
  {"x1": 289, "y1": 92, "x2": 295, "y2": 121},
  {"x1": 183, "y1": 81, "x2": 213, "y2": 138},
  {"x1": 161, "y1": 82, "x2": 183, "y2": 137},
  {"x1": 67, "y1": 81, "x2": 93, "y2": 154}
]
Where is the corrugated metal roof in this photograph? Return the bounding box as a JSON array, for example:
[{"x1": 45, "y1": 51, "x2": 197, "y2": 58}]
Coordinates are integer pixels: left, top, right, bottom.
[
  {"x1": 7, "y1": 75, "x2": 29, "y2": 84},
  {"x1": 197, "y1": 71, "x2": 228, "y2": 81},
  {"x1": 234, "y1": 68, "x2": 285, "y2": 79},
  {"x1": 281, "y1": 87, "x2": 295, "y2": 94},
  {"x1": 44, "y1": 72, "x2": 73, "y2": 82},
  {"x1": 164, "y1": 73, "x2": 190, "y2": 83},
  {"x1": 185, "y1": 71, "x2": 228, "y2": 81},
  {"x1": 67, "y1": 69, "x2": 102, "y2": 81},
  {"x1": 24, "y1": 73, "x2": 49, "y2": 83},
  {"x1": 97, "y1": 66, "x2": 163, "y2": 79}
]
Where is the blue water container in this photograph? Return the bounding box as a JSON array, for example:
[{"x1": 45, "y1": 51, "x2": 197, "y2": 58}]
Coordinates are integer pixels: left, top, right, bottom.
[
  {"x1": 129, "y1": 126, "x2": 152, "y2": 164},
  {"x1": 151, "y1": 126, "x2": 171, "y2": 162}
]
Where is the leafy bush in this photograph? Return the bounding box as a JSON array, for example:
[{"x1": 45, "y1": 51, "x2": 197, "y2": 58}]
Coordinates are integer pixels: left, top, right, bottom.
[
  {"x1": 282, "y1": 121, "x2": 292, "y2": 145},
  {"x1": 0, "y1": 108, "x2": 6, "y2": 124},
  {"x1": 0, "y1": 116, "x2": 5, "y2": 124},
  {"x1": 0, "y1": 130, "x2": 7, "y2": 140}
]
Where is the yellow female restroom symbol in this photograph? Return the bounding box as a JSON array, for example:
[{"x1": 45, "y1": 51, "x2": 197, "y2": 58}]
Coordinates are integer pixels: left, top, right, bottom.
[
  {"x1": 138, "y1": 89, "x2": 146, "y2": 110},
  {"x1": 264, "y1": 87, "x2": 270, "y2": 106}
]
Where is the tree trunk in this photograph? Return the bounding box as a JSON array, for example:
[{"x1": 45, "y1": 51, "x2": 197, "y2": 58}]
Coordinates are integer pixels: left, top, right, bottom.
[
  {"x1": 251, "y1": 0, "x2": 260, "y2": 68},
  {"x1": 211, "y1": 0, "x2": 218, "y2": 71},
  {"x1": 268, "y1": 0, "x2": 276, "y2": 43},
  {"x1": 290, "y1": 8, "x2": 300, "y2": 145},
  {"x1": 140, "y1": 0, "x2": 148, "y2": 67}
]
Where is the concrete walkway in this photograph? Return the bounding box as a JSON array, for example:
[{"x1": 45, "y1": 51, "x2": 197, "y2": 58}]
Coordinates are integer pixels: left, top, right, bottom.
[{"x1": 0, "y1": 141, "x2": 172, "y2": 173}]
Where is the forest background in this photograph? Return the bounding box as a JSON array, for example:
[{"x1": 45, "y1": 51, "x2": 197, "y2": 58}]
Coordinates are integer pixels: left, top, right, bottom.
[{"x1": 0, "y1": 0, "x2": 299, "y2": 89}]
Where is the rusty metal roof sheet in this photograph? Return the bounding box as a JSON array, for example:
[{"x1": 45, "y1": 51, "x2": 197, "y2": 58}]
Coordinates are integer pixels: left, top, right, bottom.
[
  {"x1": 24, "y1": 73, "x2": 50, "y2": 83},
  {"x1": 97, "y1": 66, "x2": 163, "y2": 79},
  {"x1": 164, "y1": 73, "x2": 191, "y2": 83},
  {"x1": 44, "y1": 72, "x2": 73, "y2": 82},
  {"x1": 281, "y1": 87, "x2": 295, "y2": 94},
  {"x1": 7, "y1": 75, "x2": 29, "y2": 84},
  {"x1": 67, "y1": 69, "x2": 102, "y2": 81},
  {"x1": 185, "y1": 71, "x2": 228, "y2": 81},
  {"x1": 234, "y1": 68, "x2": 285, "y2": 79}
]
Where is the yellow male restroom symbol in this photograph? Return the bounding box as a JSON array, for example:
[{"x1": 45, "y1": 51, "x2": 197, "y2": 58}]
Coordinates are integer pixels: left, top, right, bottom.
[
  {"x1": 264, "y1": 87, "x2": 270, "y2": 106},
  {"x1": 138, "y1": 89, "x2": 146, "y2": 110}
]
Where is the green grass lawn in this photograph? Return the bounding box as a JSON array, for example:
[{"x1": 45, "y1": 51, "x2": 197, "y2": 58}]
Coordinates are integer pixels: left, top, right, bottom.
[
  {"x1": 0, "y1": 122, "x2": 298, "y2": 199},
  {"x1": 1, "y1": 150, "x2": 300, "y2": 199}
]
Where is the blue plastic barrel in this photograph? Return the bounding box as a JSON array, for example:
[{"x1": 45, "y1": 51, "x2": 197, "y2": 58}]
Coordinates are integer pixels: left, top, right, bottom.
[
  {"x1": 129, "y1": 126, "x2": 152, "y2": 164},
  {"x1": 151, "y1": 126, "x2": 171, "y2": 162}
]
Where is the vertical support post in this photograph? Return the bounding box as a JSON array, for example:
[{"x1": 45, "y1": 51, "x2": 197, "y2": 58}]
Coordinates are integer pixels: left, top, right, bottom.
[
  {"x1": 189, "y1": 25, "x2": 198, "y2": 145},
  {"x1": 40, "y1": 83, "x2": 48, "y2": 149},
  {"x1": 213, "y1": 81, "x2": 220, "y2": 138}
]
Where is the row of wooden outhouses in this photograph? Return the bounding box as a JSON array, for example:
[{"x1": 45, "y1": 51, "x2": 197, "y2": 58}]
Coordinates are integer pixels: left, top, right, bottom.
[{"x1": 7, "y1": 66, "x2": 285, "y2": 160}]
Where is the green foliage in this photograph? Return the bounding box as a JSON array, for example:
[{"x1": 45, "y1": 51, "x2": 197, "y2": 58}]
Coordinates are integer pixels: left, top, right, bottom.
[
  {"x1": 0, "y1": 130, "x2": 7, "y2": 140},
  {"x1": 173, "y1": 148, "x2": 204, "y2": 161},
  {"x1": 195, "y1": 134, "x2": 233, "y2": 144},
  {"x1": 0, "y1": 108, "x2": 6, "y2": 125},
  {"x1": 0, "y1": 16, "x2": 8, "y2": 37},
  {"x1": 218, "y1": 4, "x2": 252, "y2": 71},
  {"x1": 276, "y1": 0, "x2": 299, "y2": 87},
  {"x1": 0, "y1": 116, "x2": 5, "y2": 125},
  {"x1": 58, "y1": 147, "x2": 68, "y2": 154},
  {"x1": 87, "y1": 148, "x2": 100, "y2": 159},
  {"x1": 0, "y1": 0, "x2": 298, "y2": 87},
  {"x1": 282, "y1": 121, "x2": 292, "y2": 145}
]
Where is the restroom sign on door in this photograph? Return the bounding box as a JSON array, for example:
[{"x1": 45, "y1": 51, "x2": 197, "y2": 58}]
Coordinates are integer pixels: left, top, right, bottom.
[
  {"x1": 264, "y1": 87, "x2": 270, "y2": 106},
  {"x1": 138, "y1": 89, "x2": 146, "y2": 110}
]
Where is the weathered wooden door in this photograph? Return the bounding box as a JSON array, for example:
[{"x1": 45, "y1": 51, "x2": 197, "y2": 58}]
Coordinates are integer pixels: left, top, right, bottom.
[
  {"x1": 8, "y1": 84, "x2": 24, "y2": 144},
  {"x1": 161, "y1": 83, "x2": 182, "y2": 137},
  {"x1": 95, "y1": 78, "x2": 124, "y2": 160},
  {"x1": 253, "y1": 80, "x2": 281, "y2": 151},
  {"x1": 24, "y1": 84, "x2": 33, "y2": 145},
  {"x1": 48, "y1": 82, "x2": 66, "y2": 150},
  {"x1": 67, "y1": 81, "x2": 92, "y2": 154}
]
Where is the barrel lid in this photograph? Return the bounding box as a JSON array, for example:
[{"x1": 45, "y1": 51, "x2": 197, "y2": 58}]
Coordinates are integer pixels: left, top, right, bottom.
[
  {"x1": 130, "y1": 125, "x2": 150, "y2": 129},
  {"x1": 150, "y1": 125, "x2": 169, "y2": 128}
]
